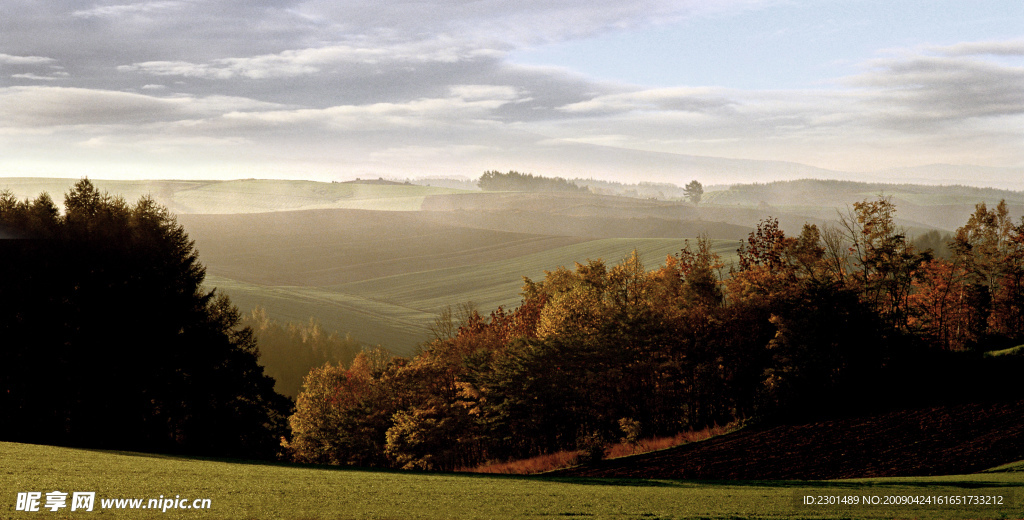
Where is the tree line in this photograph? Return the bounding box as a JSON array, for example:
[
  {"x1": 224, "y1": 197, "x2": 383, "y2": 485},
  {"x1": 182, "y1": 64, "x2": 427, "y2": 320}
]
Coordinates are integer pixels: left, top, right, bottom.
[
  {"x1": 241, "y1": 308, "x2": 362, "y2": 398},
  {"x1": 0, "y1": 180, "x2": 291, "y2": 458},
  {"x1": 3, "y1": 180, "x2": 1022, "y2": 468},
  {"x1": 283, "y1": 197, "x2": 1024, "y2": 470},
  {"x1": 478, "y1": 170, "x2": 588, "y2": 193}
]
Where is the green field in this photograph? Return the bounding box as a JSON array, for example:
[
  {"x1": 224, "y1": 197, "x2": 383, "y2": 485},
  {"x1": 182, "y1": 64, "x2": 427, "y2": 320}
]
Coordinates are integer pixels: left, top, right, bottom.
[
  {"x1": 2, "y1": 441, "x2": 1021, "y2": 519},
  {"x1": 207, "y1": 238, "x2": 739, "y2": 354}
]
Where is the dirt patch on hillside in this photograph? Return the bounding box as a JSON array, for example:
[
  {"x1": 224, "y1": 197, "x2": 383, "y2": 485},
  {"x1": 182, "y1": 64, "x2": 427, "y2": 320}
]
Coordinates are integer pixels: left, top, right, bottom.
[{"x1": 556, "y1": 400, "x2": 1024, "y2": 480}]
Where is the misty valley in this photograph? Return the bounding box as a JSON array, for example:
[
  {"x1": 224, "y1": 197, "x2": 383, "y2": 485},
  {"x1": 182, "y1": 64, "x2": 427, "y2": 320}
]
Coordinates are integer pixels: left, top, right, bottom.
[{"x1": 3, "y1": 173, "x2": 1024, "y2": 519}]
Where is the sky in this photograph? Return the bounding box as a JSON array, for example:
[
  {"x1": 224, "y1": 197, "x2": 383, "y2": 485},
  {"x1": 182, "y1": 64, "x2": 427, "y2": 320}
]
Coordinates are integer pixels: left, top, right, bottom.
[{"x1": 1, "y1": 0, "x2": 1023, "y2": 187}]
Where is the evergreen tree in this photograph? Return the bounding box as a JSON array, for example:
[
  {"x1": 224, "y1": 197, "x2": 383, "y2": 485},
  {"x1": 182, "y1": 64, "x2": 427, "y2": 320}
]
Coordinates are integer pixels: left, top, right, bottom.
[{"x1": 0, "y1": 179, "x2": 291, "y2": 458}]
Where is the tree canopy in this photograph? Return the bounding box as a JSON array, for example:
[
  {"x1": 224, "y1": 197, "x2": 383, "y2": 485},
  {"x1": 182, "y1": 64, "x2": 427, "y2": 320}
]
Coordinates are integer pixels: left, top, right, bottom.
[
  {"x1": 282, "y1": 196, "x2": 1024, "y2": 471},
  {"x1": 478, "y1": 170, "x2": 587, "y2": 193},
  {"x1": 684, "y1": 180, "x2": 704, "y2": 204},
  {"x1": 0, "y1": 179, "x2": 291, "y2": 458}
]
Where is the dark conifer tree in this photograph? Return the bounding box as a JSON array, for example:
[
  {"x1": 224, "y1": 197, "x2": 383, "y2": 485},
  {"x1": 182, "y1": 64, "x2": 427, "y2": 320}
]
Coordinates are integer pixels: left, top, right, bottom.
[{"x1": 0, "y1": 179, "x2": 291, "y2": 458}]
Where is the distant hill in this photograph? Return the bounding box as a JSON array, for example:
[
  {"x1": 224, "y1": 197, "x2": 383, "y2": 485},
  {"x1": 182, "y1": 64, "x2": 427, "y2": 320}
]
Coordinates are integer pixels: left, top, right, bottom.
[
  {"x1": 441, "y1": 137, "x2": 1024, "y2": 191},
  {"x1": 705, "y1": 178, "x2": 1024, "y2": 232},
  {"x1": 341, "y1": 178, "x2": 412, "y2": 186},
  {"x1": 5, "y1": 175, "x2": 1023, "y2": 354},
  {"x1": 870, "y1": 164, "x2": 1024, "y2": 191},
  {"x1": 0, "y1": 177, "x2": 466, "y2": 214}
]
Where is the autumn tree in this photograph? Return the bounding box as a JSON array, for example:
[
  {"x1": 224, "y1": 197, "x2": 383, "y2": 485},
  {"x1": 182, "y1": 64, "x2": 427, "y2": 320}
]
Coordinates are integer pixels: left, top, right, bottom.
[
  {"x1": 727, "y1": 219, "x2": 829, "y2": 304},
  {"x1": 909, "y1": 258, "x2": 987, "y2": 350},
  {"x1": 280, "y1": 196, "x2": 1024, "y2": 470},
  {"x1": 284, "y1": 361, "x2": 368, "y2": 464},
  {"x1": 839, "y1": 197, "x2": 930, "y2": 330},
  {"x1": 385, "y1": 402, "x2": 477, "y2": 470},
  {"x1": 283, "y1": 348, "x2": 405, "y2": 466},
  {"x1": 952, "y1": 200, "x2": 1024, "y2": 345}
]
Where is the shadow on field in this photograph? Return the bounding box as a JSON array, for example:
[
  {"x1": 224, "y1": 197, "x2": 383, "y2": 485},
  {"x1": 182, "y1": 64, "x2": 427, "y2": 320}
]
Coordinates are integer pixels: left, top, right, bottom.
[
  {"x1": 535, "y1": 476, "x2": 1024, "y2": 489},
  {"x1": 64, "y1": 444, "x2": 1024, "y2": 494}
]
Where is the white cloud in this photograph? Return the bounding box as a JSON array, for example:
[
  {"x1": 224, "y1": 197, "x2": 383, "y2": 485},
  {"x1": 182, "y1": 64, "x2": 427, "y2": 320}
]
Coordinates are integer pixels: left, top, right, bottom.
[
  {"x1": 523, "y1": 39, "x2": 1024, "y2": 171},
  {"x1": 11, "y1": 72, "x2": 68, "y2": 81},
  {"x1": 77, "y1": 134, "x2": 249, "y2": 153},
  {"x1": 117, "y1": 60, "x2": 238, "y2": 79},
  {"x1": 558, "y1": 87, "x2": 737, "y2": 114},
  {"x1": 848, "y1": 54, "x2": 1024, "y2": 129},
  {"x1": 118, "y1": 38, "x2": 507, "y2": 80},
  {"x1": 448, "y1": 85, "x2": 521, "y2": 101},
  {"x1": 2, "y1": 1, "x2": 1022, "y2": 184},
  {"x1": 932, "y1": 39, "x2": 1024, "y2": 57},
  {"x1": 72, "y1": 1, "x2": 191, "y2": 19},
  {"x1": 219, "y1": 88, "x2": 522, "y2": 131},
  {"x1": 0, "y1": 87, "x2": 287, "y2": 127},
  {"x1": 294, "y1": 0, "x2": 779, "y2": 47},
  {"x1": 0, "y1": 53, "x2": 56, "y2": 65}
]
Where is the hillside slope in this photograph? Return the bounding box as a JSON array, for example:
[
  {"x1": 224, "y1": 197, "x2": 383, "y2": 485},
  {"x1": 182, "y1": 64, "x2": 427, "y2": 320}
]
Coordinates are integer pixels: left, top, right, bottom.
[
  {"x1": 558, "y1": 400, "x2": 1024, "y2": 480},
  {"x1": 9, "y1": 177, "x2": 1022, "y2": 354},
  {"x1": 199, "y1": 238, "x2": 727, "y2": 354},
  {"x1": 177, "y1": 209, "x2": 585, "y2": 286}
]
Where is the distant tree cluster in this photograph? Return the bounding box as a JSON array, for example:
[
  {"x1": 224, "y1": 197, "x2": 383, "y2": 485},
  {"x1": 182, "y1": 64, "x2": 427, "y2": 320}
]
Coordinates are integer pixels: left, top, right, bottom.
[
  {"x1": 912, "y1": 230, "x2": 953, "y2": 260},
  {"x1": 478, "y1": 170, "x2": 588, "y2": 193},
  {"x1": 284, "y1": 196, "x2": 1024, "y2": 471},
  {"x1": 0, "y1": 180, "x2": 291, "y2": 458},
  {"x1": 241, "y1": 308, "x2": 362, "y2": 398},
  {"x1": 574, "y1": 179, "x2": 688, "y2": 199}
]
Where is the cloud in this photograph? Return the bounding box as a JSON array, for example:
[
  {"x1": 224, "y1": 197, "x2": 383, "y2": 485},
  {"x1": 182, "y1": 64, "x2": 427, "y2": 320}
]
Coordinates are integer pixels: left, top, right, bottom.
[
  {"x1": 1, "y1": 1, "x2": 1022, "y2": 182},
  {"x1": 558, "y1": 87, "x2": 738, "y2": 115},
  {"x1": 448, "y1": 85, "x2": 521, "y2": 101},
  {"x1": 0, "y1": 87, "x2": 287, "y2": 127},
  {"x1": 218, "y1": 86, "x2": 523, "y2": 131},
  {"x1": 11, "y1": 72, "x2": 69, "y2": 81},
  {"x1": 0, "y1": 53, "x2": 56, "y2": 65},
  {"x1": 77, "y1": 134, "x2": 249, "y2": 152},
  {"x1": 118, "y1": 38, "x2": 507, "y2": 80},
  {"x1": 294, "y1": 0, "x2": 777, "y2": 46},
  {"x1": 848, "y1": 54, "x2": 1024, "y2": 129},
  {"x1": 72, "y1": 1, "x2": 191, "y2": 19},
  {"x1": 932, "y1": 39, "x2": 1024, "y2": 57},
  {"x1": 522, "y1": 39, "x2": 1024, "y2": 171}
]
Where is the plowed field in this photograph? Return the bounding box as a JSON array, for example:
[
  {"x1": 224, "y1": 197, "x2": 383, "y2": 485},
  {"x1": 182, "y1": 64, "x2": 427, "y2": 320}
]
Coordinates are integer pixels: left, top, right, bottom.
[{"x1": 559, "y1": 400, "x2": 1024, "y2": 480}]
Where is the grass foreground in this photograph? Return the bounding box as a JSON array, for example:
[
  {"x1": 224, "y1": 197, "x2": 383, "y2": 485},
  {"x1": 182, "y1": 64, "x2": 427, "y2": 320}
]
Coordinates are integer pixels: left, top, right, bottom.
[{"x1": 2, "y1": 442, "x2": 1023, "y2": 519}]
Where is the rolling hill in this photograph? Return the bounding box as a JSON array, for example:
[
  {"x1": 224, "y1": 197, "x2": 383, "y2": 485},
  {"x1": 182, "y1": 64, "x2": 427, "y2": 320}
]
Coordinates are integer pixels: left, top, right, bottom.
[
  {"x1": 5, "y1": 176, "x2": 1023, "y2": 355},
  {"x1": 199, "y1": 238, "x2": 735, "y2": 354}
]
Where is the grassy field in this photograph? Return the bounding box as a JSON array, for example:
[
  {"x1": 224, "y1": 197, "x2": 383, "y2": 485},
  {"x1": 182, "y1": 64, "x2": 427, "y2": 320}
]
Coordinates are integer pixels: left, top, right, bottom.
[
  {"x1": 206, "y1": 238, "x2": 739, "y2": 355},
  {"x1": 177, "y1": 209, "x2": 588, "y2": 287},
  {"x1": 2, "y1": 441, "x2": 1021, "y2": 519},
  {"x1": 171, "y1": 180, "x2": 466, "y2": 213}
]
